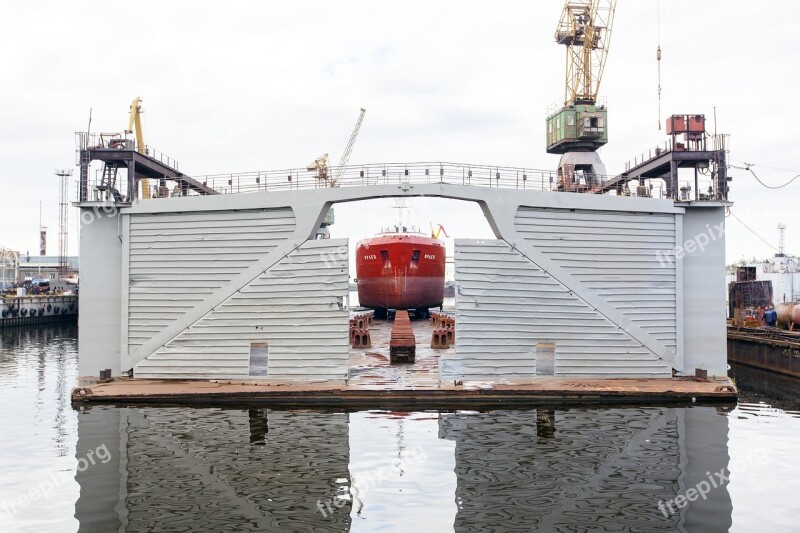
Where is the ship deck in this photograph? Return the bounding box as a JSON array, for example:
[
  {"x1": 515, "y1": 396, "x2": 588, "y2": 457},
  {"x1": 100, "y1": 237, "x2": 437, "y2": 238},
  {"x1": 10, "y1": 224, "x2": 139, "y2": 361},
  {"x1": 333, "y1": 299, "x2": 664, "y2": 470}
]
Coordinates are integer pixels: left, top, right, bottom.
[{"x1": 72, "y1": 315, "x2": 737, "y2": 407}]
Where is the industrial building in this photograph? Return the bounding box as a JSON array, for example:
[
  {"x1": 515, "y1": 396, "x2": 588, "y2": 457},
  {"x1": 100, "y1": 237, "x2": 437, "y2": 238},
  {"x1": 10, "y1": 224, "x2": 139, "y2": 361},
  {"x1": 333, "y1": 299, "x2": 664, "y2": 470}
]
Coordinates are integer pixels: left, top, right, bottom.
[
  {"x1": 17, "y1": 255, "x2": 79, "y2": 281},
  {"x1": 726, "y1": 254, "x2": 800, "y2": 305},
  {"x1": 0, "y1": 248, "x2": 18, "y2": 289}
]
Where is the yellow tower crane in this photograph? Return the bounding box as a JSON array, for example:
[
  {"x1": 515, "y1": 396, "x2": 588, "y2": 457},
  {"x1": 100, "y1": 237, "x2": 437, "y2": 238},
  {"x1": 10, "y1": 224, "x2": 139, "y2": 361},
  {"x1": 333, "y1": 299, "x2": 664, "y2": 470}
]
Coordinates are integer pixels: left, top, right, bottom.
[
  {"x1": 556, "y1": 0, "x2": 617, "y2": 107},
  {"x1": 125, "y1": 97, "x2": 151, "y2": 198},
  {"x1": 308, "y1": 108, "x2": 367, "y2": 188},
  {"x1": 547, "y1": 0, "x2": 617, "y2": 187},
  {"x1": 310, "y1": 108, "x2": 367, "y2": 238}
]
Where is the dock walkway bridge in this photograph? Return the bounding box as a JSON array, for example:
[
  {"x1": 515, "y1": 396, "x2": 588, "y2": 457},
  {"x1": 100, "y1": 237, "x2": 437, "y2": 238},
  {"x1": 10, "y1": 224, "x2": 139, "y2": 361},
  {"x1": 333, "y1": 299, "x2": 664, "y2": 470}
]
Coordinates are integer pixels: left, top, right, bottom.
[
  {"x1": 77, "y1": 148, "x2": 729, "y2": 204},
  {"x1": 77, "y1": 162, "x2": 728, "y2": 383}
]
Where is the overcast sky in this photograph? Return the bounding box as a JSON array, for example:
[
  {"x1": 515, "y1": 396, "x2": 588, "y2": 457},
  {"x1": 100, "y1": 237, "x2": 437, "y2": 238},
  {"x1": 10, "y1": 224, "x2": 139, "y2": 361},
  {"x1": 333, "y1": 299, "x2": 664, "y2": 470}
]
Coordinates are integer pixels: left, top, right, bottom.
[{"x1": 1, "y1": 1, "x2": 795, "y2": 265}]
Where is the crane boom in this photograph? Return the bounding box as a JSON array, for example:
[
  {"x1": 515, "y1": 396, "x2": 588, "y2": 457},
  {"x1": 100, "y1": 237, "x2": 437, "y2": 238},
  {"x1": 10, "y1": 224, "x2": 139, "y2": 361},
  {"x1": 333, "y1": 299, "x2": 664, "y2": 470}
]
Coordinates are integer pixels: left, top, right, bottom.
[
  {"x1": 429, "y1": 223, "x2": 448, "y2": 239},
  {"x1": 125, "y1": 97, "x2": 151, "y2": 199},
  {"x1": 126, "y1": 97, "x2": 145, "y2": 154},
  {"x1": 334, "y1": 108, "x2": 366, "y2": 183},
  {"x1": 555, "y1": 0, "x2": 617, "y2": 106}
]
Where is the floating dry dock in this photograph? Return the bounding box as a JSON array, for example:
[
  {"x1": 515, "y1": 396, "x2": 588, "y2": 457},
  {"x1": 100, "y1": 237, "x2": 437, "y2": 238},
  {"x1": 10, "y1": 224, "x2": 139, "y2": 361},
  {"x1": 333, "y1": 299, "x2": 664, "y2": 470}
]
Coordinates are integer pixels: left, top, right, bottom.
[{"x1": 74, "y1": 129, "x2": 736, "y2": 404}]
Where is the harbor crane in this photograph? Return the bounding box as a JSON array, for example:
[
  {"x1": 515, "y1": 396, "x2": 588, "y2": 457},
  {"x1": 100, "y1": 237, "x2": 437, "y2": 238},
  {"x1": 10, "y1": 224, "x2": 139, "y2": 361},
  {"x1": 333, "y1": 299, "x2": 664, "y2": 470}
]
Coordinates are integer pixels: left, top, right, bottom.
[
  {"x1": 334, "y1": 108, "x2": 367, "y2": 184},
  {"x1": 310, "y1": 108, "x2": 367, "y2": 238},
  {"x1": 125, "y1": 97, "x2": 151, "y2": 198},
  {"x1": 547, "y1": 0, "x2": 617, "y2": 189},
  {"x1": 429, "y1": 223, "x2": 448, "y2": 240},
  {"x1": 308, "y1": 108, "x2": 367, "y2": 188}
]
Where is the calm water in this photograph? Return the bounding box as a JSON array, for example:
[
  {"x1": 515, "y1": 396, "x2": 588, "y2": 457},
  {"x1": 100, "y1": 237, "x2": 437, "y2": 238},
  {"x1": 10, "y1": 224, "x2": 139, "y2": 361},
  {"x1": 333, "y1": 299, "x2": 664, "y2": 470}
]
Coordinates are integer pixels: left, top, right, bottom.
[{"x1": 1, "y1": 326, "x2": 799, "y2": 532}]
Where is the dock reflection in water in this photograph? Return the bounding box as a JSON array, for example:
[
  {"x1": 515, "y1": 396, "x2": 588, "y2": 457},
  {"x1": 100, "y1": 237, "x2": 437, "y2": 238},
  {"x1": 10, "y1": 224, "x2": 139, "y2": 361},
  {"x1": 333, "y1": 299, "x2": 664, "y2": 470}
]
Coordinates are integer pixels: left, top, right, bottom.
[{"x1": 74, "y1": 405, "x2": 733, "y2": 532}]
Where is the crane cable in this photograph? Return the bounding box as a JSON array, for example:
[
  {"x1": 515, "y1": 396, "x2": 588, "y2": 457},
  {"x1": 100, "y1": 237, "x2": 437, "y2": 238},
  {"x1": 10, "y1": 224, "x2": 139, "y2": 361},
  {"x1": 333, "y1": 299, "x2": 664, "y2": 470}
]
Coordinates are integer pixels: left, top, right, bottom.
[
  {"x1": 747, "y1": 167, "x2": 800, "y2": 189},
  {"x1": 730, "y1": 163, "x2": 800, "y2": 189},
  {"x1": 724, "y1": 206, "x2": 779, "y2": 252},
  {"x1": 657, "y1": 0, "x2": 662, "y2": 130}
]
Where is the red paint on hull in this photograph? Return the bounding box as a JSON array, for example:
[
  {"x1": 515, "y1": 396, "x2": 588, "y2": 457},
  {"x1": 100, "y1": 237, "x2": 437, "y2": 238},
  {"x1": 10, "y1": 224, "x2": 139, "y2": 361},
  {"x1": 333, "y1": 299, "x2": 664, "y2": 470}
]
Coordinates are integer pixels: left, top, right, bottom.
[{"x1": 356, "y1": 234, "x2": 445, "y2": 310}]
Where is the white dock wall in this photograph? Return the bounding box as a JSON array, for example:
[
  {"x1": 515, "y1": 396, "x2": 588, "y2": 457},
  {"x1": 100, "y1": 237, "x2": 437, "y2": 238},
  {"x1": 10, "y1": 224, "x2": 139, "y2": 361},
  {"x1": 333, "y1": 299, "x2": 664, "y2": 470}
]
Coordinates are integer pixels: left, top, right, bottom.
[
  {"x1": 126, "y1": 208, "x2": 297, "y2": 352},
  {"x1": 682, "y1": 206, "x2": 727, "y2": 376},
  {"x1": 78, "y1": 205, "x2": 123, "y2": 377},
  {"x1": 514, "y1": 207, "x2": 679, "y2": 369},
  {"x1": 133, "y1": 239, "x2": 349, "y2": 379},
  {"x1": 446, "y1": 239, "x2": 672, "y2": 380}
]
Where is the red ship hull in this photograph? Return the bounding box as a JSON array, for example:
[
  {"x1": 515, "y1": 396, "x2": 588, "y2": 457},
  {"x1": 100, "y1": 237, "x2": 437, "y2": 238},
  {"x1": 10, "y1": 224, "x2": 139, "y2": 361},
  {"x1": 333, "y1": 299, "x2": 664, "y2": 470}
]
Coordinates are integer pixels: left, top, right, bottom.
[{"x1": 355, "y1": 235, "x2": 445, "y2": 311}]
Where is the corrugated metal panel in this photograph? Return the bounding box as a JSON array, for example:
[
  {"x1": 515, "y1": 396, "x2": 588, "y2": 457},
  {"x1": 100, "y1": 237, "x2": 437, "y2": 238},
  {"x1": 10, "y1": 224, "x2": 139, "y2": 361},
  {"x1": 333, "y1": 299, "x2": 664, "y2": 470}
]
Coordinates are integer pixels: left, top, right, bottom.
[
  {"x1": 127, "y1": 208, "x2": 296, "y2": 350},
  {"x1": 514, "y1": 207, "x2": 678, "y2": 354},
  {"x1": 134, "y1": 239, "x2": 349, "y2": 380},
  {"x1": 445, "y1": 240, "x2": 671, "y2": 380}
]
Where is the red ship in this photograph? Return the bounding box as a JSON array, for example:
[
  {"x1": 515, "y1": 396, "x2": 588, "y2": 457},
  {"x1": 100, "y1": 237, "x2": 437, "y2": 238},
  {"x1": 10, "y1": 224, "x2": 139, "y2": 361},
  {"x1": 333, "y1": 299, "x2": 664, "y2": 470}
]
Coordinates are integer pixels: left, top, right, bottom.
[{"x1": 355, "y1": 224, "x2": 446, "y2": 319}]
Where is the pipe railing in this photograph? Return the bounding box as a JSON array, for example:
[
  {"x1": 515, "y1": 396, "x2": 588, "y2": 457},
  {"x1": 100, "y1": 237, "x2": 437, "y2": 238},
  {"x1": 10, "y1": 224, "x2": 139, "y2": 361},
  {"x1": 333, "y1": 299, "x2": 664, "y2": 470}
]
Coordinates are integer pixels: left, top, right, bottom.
[
  {"x1": 624, "y1": 133, "x2": 729, "y2": 172},
  {"x1": 74, "y1": 132, "x2": 179, "y2": 170},
  {"x1": 74, "y1": 160, "x2": 724, "y2": 204},
  {"x1": 191, "y1": 162, "x2": 618, "y2": 196}
]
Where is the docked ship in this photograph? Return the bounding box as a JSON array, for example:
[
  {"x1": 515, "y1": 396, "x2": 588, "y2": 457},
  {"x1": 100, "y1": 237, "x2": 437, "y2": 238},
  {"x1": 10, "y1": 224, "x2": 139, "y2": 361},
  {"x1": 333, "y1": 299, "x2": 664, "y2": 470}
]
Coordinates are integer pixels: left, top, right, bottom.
[{"x1": 355, "y1": 224, "x2": 446, "y2": 319}]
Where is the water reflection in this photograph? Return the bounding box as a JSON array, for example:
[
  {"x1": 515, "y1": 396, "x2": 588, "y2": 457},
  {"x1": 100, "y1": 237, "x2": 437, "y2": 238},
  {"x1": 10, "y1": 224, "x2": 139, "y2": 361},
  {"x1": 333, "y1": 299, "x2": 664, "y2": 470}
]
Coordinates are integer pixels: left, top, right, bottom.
[
  {"x1": 0, "y1": 324, "x2": 79, "y2": 533},
  {"x1": 76, "y1": 407, "x2": 353, "y2": 532},
  {"x1": 8, "y1": 327, "x2": 800, "y2": 532},
  {"x1": 348, "y1": 411, "x2": 457, "y2": 531},
  {"x1": 74, "y1": 405, "x2": 734, "y2": 532}
]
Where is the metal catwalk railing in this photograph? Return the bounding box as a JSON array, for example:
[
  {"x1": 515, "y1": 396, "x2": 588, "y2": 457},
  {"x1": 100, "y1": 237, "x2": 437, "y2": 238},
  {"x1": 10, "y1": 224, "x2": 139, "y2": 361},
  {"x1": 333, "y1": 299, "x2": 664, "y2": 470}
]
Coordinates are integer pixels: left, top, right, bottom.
[
  {"x1": 75, "y1": 160, "x2": 721, "y2": 203},
  {"x1": 75, "y1": 132, "x2": 180, "y2": 170},
  {"x1": 624, "y1": 134, "x2": 729, "y2": 172}
]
